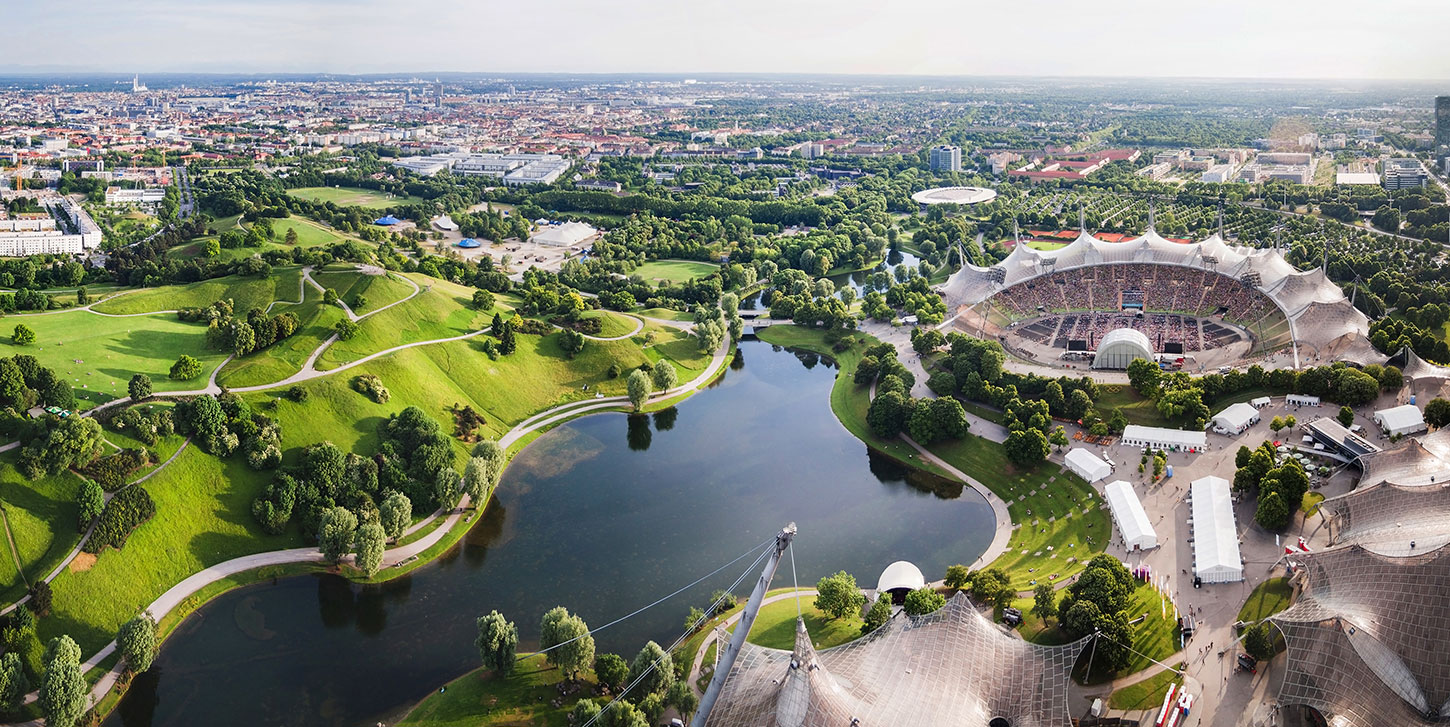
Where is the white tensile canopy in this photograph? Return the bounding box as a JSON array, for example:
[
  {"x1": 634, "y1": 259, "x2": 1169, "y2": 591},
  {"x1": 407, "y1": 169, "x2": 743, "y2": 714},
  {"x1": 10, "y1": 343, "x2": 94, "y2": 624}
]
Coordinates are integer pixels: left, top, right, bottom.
[
  {"x1": 1065, "y1": 448, "x2": 1111, "y2": 483},
  {"x1": 1374, "y1": 404, "x2": 1426, "y2": 437},
  {"x1": 1211, "y1": 402, "x2": 1259, "y2": 433},
  {"x1": 1190, "y1": 475, "x2": 1244, "y2": 583},
  {"x1": 1104, "y1": 480, "x2": 1158, "y2": 551}
]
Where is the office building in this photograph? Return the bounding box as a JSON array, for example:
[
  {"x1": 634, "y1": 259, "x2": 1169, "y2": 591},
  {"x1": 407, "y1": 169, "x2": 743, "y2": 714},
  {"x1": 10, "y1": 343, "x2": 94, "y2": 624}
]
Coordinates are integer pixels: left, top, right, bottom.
[
  {"x1": 1437, "y1": 96, "x2": 1450, "y2": 151},
  {"x1": 1383, "y1": 158, "x2": 1427, "y2": 190},
  {"x1": 929, "y1": 144, "x2": 961, "y2": 173},
  {"x1": 105, "y1": 187, "x2": 167, "y2": 205}
]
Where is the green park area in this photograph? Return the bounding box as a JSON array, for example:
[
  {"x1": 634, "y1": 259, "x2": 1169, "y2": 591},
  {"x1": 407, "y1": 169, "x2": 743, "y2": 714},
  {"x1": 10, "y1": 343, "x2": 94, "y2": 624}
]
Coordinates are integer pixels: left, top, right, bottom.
[
  {"x1": 91, "y1": 268, "x2": 305, "y2": 316},
  {"x1": 1238, "y1": 578, "x2": 1292, "y2": 622},
  {"x1": 397, "y1": 654, "x2": 591, "y2": 727},
  {"x1": 632, "y1": 259, "x2": 720, "y2": 285},
  {"x1": 4, "y1": 309, "x2": 230, "y2": 406},
  {"x1": 288, "y1": 186, "x2": 425, "y2": 209},
  {"x1": 169, "y1": 216, "x2": 351, "y2": 262},
  {"x1": 309, "y1": 266, "x2": 416, "y2": 311},
  {"x1": 1109, "y1": 665, "x2": 1184, "y2": 710}
]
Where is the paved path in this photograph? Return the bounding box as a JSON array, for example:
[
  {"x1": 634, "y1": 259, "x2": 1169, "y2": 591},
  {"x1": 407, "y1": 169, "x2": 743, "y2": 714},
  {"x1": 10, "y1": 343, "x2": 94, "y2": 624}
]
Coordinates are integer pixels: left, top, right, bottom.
[
  {"x1": 303, "y1": 265, "x2": 422, "y2": 323},
  {"x1": 902, "y1": 436, "x2": 1013, "y2": 572}
]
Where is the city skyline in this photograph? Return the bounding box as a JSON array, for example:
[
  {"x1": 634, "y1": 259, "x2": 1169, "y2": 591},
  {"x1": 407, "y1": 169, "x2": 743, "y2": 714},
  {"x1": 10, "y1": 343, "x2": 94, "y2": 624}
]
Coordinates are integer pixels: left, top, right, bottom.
[{"x1": 7, "y1": 0, "x2": 1450, "y2": 80}]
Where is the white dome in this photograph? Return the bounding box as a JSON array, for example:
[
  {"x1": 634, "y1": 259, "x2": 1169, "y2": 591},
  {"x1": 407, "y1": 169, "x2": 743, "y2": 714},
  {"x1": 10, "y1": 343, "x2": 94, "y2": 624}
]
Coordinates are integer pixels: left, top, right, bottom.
[
  {"x1": 1093, "y1": 328, "x2": 1154, "y2": 370},
  {"x1": 876, "y1": 560, "x2": 926, "y2": 594}
]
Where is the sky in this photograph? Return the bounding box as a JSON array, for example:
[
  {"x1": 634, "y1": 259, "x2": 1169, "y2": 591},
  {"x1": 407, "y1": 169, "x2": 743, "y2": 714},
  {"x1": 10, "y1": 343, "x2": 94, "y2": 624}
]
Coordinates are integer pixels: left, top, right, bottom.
[{"x1": 6, "y1": 0, "x2": 1450, "y2": 79}]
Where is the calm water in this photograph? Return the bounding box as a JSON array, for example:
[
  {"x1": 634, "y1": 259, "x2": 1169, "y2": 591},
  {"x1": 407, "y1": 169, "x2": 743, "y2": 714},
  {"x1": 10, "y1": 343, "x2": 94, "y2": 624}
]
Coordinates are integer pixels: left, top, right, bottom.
[{"x1": 107, "y1": 339, "x2": 994, "y2": 727}]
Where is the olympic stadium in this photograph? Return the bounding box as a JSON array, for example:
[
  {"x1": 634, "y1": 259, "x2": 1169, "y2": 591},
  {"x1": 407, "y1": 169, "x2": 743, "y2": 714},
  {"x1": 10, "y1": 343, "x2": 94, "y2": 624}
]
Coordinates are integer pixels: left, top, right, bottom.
[{"x1": 940, "y1": 229, "x2": 1382, "y2": 372}]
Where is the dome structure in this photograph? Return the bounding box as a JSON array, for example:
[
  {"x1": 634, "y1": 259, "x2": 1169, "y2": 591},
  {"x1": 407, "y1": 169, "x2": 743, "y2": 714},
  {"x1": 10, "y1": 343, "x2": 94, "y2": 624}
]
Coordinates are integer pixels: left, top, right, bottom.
[
  {"x1": 1092, "y1": 328, "x2": 1153, "y2": 369},
  {"x1": 875, "y1": 560, "x2": 926, "y2": 596},
  {"x1": 911, "y1": 186, "x2": 998, "y2": 206}
]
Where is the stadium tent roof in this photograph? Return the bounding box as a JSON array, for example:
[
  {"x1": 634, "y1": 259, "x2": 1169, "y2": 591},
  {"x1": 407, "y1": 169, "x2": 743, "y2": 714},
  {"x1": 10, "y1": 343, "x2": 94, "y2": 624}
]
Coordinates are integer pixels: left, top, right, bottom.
[
  {"x1": 1321, "y1": 480, "x2": 1450, "y2": 556},
  {"x1": 432, "y1": 215, "x2": 458, "y2": 231},
  {"x1": 373, "y1": 215, "x2": 401, "y2": 226},
  {"x1": 1358, "y1": 429, "x2": 1450, "y2": 487},
  {"x1": 1092, "y1": 327, "x2": 1153, "y2": 370},
  {"x1": 455, "y1": 238, "x2": 482, "y2": 248},
  {"x1": 1189, "y1": 476, "x2": 1243, "y2": 583},
  {"x1": 1104, "y1": 480, "x2": 1157, "y2": 550},
  {"x1": 1375, "y1": 404, "x2": 1426, "y2": 437},
  {"x1": 702, "y1": 593, "x2": 1088, "y2": 727},
  {"x1": 875, "y1": 560, "x2": 925, "y2": 594},
  {"x1": 1211, "y1": 402, "x2": 1259, "y2": 433},
  {"x1": 531, "y1": 221, "x2": 597, "y2": 247},
  {"x1": 1064, "y1": 448, "x2": 1111, "y2": 483}
]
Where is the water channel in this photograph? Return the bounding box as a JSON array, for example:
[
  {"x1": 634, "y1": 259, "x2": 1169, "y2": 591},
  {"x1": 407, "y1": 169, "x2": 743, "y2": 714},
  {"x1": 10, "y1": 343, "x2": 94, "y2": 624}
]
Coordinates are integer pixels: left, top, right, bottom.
[{"x1": 107, "y1": 338, "x2": 995, "y2": 727}]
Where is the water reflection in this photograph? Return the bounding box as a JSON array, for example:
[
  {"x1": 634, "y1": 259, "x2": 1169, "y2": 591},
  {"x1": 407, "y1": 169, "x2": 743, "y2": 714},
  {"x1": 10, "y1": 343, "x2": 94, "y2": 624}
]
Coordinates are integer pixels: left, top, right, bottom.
[{"x1": 108, "y1": 339, "x2": 994, "y2": 727}]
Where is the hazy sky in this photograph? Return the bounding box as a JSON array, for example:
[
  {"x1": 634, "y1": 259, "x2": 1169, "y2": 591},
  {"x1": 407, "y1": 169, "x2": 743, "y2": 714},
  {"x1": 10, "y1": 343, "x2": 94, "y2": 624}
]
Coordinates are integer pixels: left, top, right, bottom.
[{"x1": 8, "y1": 0, "x2": 1450, "y2": 79}]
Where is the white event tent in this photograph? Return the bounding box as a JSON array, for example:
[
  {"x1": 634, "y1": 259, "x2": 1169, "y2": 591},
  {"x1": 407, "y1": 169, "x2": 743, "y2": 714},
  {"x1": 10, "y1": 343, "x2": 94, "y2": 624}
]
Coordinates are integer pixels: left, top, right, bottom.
[
  {"x1": 1065, "y1": 448, "x2": 1111, "y2": 483},
  {"x1": 1104, "y1": 480, "x2": 1158, "y2": 551},
  {"x1": 1190, "y1": 475, "x2": 1244, "y2": 583}
]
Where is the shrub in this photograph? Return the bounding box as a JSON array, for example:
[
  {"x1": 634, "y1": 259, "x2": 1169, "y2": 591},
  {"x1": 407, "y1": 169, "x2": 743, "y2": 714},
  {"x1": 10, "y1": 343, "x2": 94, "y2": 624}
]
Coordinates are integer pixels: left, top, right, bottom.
[
  {"x1": 513, "y1": 318, "x2": 553, "y2": 335},
  {"x1": 287, "y1": 385, "x2": 309, "y2": 402},
  {"x1": 169, "y1": 354, "x2": 204, "y2": 380},
  {"x1": 26, "y1": 582, "x2": 51, "y2": 615},
  {"x1": 80, "y1": 448, "x2": 150, "y2": 490},
  {"x1": 352, "y1": 374, "x2": 390, "y2": 403},
  {"x1": 83, "y1": 487, "x2": 156, "y2": 553}
]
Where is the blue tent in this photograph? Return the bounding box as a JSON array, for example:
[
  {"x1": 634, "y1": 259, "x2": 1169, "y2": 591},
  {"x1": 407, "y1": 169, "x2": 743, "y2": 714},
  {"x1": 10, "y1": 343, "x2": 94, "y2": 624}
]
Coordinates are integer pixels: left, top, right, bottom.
[
  {"x1": 374, "y1": 215, "x2": 401, "y2": 226},
  {"x1": 456, "y1": 238, "x2": 482, "y2": 249}
]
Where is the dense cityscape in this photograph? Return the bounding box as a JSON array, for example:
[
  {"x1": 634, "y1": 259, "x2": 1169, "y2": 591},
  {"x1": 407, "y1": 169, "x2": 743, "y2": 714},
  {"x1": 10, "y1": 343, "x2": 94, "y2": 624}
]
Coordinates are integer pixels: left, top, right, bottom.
[{"x1": 0, "y1": 3, "x2": 1447, "y2": 727}]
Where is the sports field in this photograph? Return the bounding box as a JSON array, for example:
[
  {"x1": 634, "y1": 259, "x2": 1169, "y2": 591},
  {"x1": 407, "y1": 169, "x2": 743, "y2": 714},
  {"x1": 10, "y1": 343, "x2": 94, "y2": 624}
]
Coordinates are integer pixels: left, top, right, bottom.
[
  {"x1": 288, "y1": 186, "x2": 424, "y2": 209},
  {"x1": 632, "y1": 259, "x2": 719, "y2": 285}
]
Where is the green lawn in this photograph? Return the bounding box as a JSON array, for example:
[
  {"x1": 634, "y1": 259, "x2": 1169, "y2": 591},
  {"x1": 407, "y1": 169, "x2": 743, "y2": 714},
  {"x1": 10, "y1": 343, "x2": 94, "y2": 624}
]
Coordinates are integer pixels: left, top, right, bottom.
[
  {"x1": 91, "y1": 268, "x2": 305, "y2": 316},
  {"x1": 633, "y1": 259, "x2": 720, "y2": 285},
  {"x1": 288, "y1": 186, "x2": 424, "y2": 209},
  {"x1": 309, "y1": 265, "x2": 415, "y2": 313},
  {"x1": 215, "y1": 281, "x2": 344, "y2": 388},
  {"x1": 1238, "y1": 577, "x2": 1292, "y2": 622},
  {"x1": 1095, "y1": 385, "x2": 1174, "y2": 428},
  {"x1": 398, "y1": 654, "x2": 591, "y2": 727},
  {"x1": 1109, "y1": 665, "x2": 1184, "y2": 710},
  {"x1": 928, "y1": 436, "x2": 1109, "y2": 590},
  {"x1": 1075, "y1": 583, "x2": 1180, "y2": 684},
  {"x1": 638, "y1": 307, "x2": 693, "y2": 322},
  {"x1": 0, "y1": 453, "x2": 84, "y2": 604},
  {"x1": 36, "y1": 447, "x2": 295, "y2": 668},
  {"x1": 736, "y1": 594, "x2": 863, "y2": 651},
  {"x1": 754, "y1": 326, "x2": 952, "y2": 479},
  {"x1": 315, "y1": 276, "x2": 500, "y2": 369},
  {"x1": 169, "y1": 217, "x2": 350, "y2": 263},
  {"x1": 5, "y1": 309, "x2": 230, "y2": 405},
  {"x1": 1025, "y1": 239, "x2": 1069, "y2": 251},
  {"x1": 580, "y1": 310, "x2": 639, "y2": 339}
]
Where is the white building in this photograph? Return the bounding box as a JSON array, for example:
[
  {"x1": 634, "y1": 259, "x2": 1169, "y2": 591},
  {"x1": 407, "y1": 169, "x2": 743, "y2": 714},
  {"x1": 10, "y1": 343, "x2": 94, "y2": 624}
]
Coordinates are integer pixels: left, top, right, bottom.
[
  {"x1": 1210, "y1": 402, "x2": 1260, "y2": 435},
  {"x1": 1200, "y1": 164, "x2": 1236, "y2": 183},
  {"x1": 929, "y1": 145, "x2": 962, "y2": 172},
  {"x1": 0, "y1": 198, "x2": 101, "y2": 256},
  {"x1": 1092, "y1": 328, "x2": 1154, "y2": 370},
  {"x1": 1120, "y1": 424, "x2": 1206, "y2": 452},
  {"x1": 875, "y1": 560, "x2": 925, "y2": 600},
  {"x1": 1189, "y1": 475, "x2": 1244, "y2": 583},
  {"x1": 1104, "y1": 480, "x2": 1158, "y2": 551},
  {"x1": 1064, "y1": 448, "x2": 1111, "y2": 483},
  {"x1": 105, "y1": 187, "x2": 167, "y2": 205},
  {"x1": 1285, "y1": 394, "x2": 1321, "y2": 407},
  {"x1": 530, "y1": 221, "x2": 598, "y2": 247},
  {"x1": 1374, "y1": 404, "x2": 1427, "y2": 437}
]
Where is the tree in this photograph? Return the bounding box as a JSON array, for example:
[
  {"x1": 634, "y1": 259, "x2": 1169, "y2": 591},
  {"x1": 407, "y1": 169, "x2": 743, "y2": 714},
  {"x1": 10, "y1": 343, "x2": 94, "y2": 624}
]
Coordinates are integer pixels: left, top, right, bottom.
[
  {"x1": 627, "y1": 369, "x2": 651, "y2": 411},
  {"x1": 471, "y1": 290, "x2": 495, "y2": 310},
  {"x1": 76, "y1": 480, "x2": 103, "y2": 531},
  {"x1": 968, "y1": 568, "x2": 1014, "y2": 608},
  {"x1": 323, "y1": 288, "x2": 339, "y2": 306},
  {"x1": 944, "y1": 564, "x2": 970, "y2": 590},
  {"x1": 10, "y1": 324, "x2": 34, "y2": 346},
  {"x1": 498, "y1": 321, "x2": 517, "y2": 355},
  {"x1": 0, "y1": 652, "x2": 27, "y2": 712},
  {"x1": 462, "y1": 456, "x2": 495, "y2": 506},
  {"x1": 1339, "y1": 405, "x2": 1358, "y2": 428},
  {"x1": 1335, "y1": 367, "x2": 1380, "y2": 407},
  {"x1": 594, "y1": 652, "x2": 629, "y2": 693},
  {"x1": 1426, "y1": 398, "x2": 1450, "y2": 429},
  {"x1": 541, "y1": 609, "x2": 593, "y2": 680},
  {"x1": 903, "y1": 587, "x2": 946, "y2": 616},
  {"x1": 628, "y1": 641, "x2": 674, "y2": 698},
  {"x1": 557, "y1": 329, "x2": 585, "y2": 359},
  {"x1": 667, "y1": 680, "x2": 699, "y2": 722},
  {"x1": 203, "y1": 238, "x2": 221, "y2": 257},
  {"x1": 1033, "y1": 583, "x2": 1058, "y2": 623},
  {"x1": 39, "y1": 635, "x2": 86, "y2": 727},
  {"x1": 651, "y1": 359, "x2": 678, "y2": 391},
  {"x1": 1049, "y1": 425, "x2": 1069, "y2": 451},
  {"x1": 475, "y1": 610, "x2": 519, "y2": 677},
  {"x1": 1066, "y1": 388, "x2": 1093, "y2": 421},
  {"x1": 1004, "y1": 427, "x2": 1049, "y2": 467},
  {"x1": 118, "y1": 612, "x2": 157, "y2": 673},
  {"x1": 317, "y1": 506, "x2": 357, "y2": 563},
  {"x1": 379, "y1": 491, "x2": 411, "y2": 541},
  {"x1": 128, "y1": 374, "x2": 152, "y2": 401},
  {"x1": 1268, "y1": 416, "x2": 1284, "y2": 435},
  {"x1": 28, "y1": 581, "x2": 51, "y2": 615},
  {"x1": 355, "y1": 521, "x2": 385, "y2": 576},
  {"x1": 334, "y1": 318, "x2": 360, "y2": 341},
  {"x1": 867, "y1": 390, "x2": 911, "y2": 438},
  {"x1": 1126, "y1": 358, "x2": 1162, "y2": 396},
  {"x1": 863, "y1": 593, "x2": 893, "y2": 633},
  {"x1": 170, "y1": 354, "x2": 204, "y2": 380},
  {"x1": 1243, "y1": 622, "x2": 1278, "y2": 661},
  {"x1": 814, "y1": 571, "x2": 866, "y2": 620},
  {"x1": 1256, "y1": 489, "x2": 1292, "y2": 530},
  {"x1": 284, "y1": 227, "x2": 299, "y2": 245}
]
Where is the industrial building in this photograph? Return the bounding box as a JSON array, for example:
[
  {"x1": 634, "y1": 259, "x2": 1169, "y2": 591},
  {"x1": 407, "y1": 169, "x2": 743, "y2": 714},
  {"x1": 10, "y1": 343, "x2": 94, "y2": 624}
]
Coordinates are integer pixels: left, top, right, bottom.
[
  {"x1": 391, "y1": 152, "x2": 571, "y2": 186},
  {"x1": 1383, "y1": 158, "x2": 1428, "y2": 190},
  {"x1": 105, "y1": 187, "x2": 167, "y2": 205}
]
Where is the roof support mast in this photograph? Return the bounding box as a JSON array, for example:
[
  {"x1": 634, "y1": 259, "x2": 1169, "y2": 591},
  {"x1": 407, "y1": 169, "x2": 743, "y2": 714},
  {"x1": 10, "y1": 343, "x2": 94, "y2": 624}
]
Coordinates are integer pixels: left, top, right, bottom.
[{"x1": 693, "y1": 523, "x2": 797, "y2": 727}]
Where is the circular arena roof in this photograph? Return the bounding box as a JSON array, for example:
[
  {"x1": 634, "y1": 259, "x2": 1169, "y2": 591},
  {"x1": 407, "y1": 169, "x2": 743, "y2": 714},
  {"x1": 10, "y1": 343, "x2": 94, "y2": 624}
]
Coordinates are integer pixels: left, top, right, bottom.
[
  {"x1": 1093, "y1": 328, "x2": 1154, "y2": 370},
  {"x1": 911, "y1": 186, "x2": 998, "y2": 206},
  {"x1": 876, "y1": 560, "x2": 926, "y2": 594}
]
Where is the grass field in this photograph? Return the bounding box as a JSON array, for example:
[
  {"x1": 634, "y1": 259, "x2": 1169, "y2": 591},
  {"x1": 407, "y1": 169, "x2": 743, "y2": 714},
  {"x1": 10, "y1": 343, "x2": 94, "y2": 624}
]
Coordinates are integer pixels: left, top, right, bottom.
[
  {"x1": 1095, "y1": 385, "x2": 1174, "y2": 428},
  {"x1": 1024, "y1": 239, "x2": 1069, "y2": 251},
  {"x1": 36, "y1": 447, "x2": 295, "y2": 670},
  {"x1": 5, "y1": 309, "x2": 231, "y2": 405},
  {"x1": 315, "y1": 276, "x2": 498, "y2": 368},
  {"x1": 288, "y1": 186, "x2": 424, "y2": 209},
  {"x1": 214, "y1": 279, "x2": 344, "y2": 388},
  {"x1": 1237, "y1": 577, "x2": 1292, "y2": 622},
  {"x1": 632, "y1": 259, "x2": 719, "y2": 285},
  {"x1": 638, "y1": 307, "x2": 693, "y2": 322},
  {"x1": 91, "y1": 268, "x2": 305, "y2": 316},
  {"x1": 753, "y1": 326, "x2": 952, "y2": 479},
  {"x1": 309, "y1": 265, "x2": 416, "y2": 312},
  {"x1": 1109, "y1": 665, "x2": 1184, "y2": 710},
  {"x1": 736, "y1": 594, "x2": 864, "y2": 651},
  {"x1": 927, "y1": 436, "x2": 1109, "y2": 590},
  {"x1": 579, "y1": 310, "x2": 640, "y2": 338},
  {"x1": 169, "y1": 217, "x2": 350, "y2": 263},
  {"x1": 0, "y1": 453, "x2": 84, "y2": 604},
  {"x1": 398, "y1": 654, "x2": 590, "y2": 727}
]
